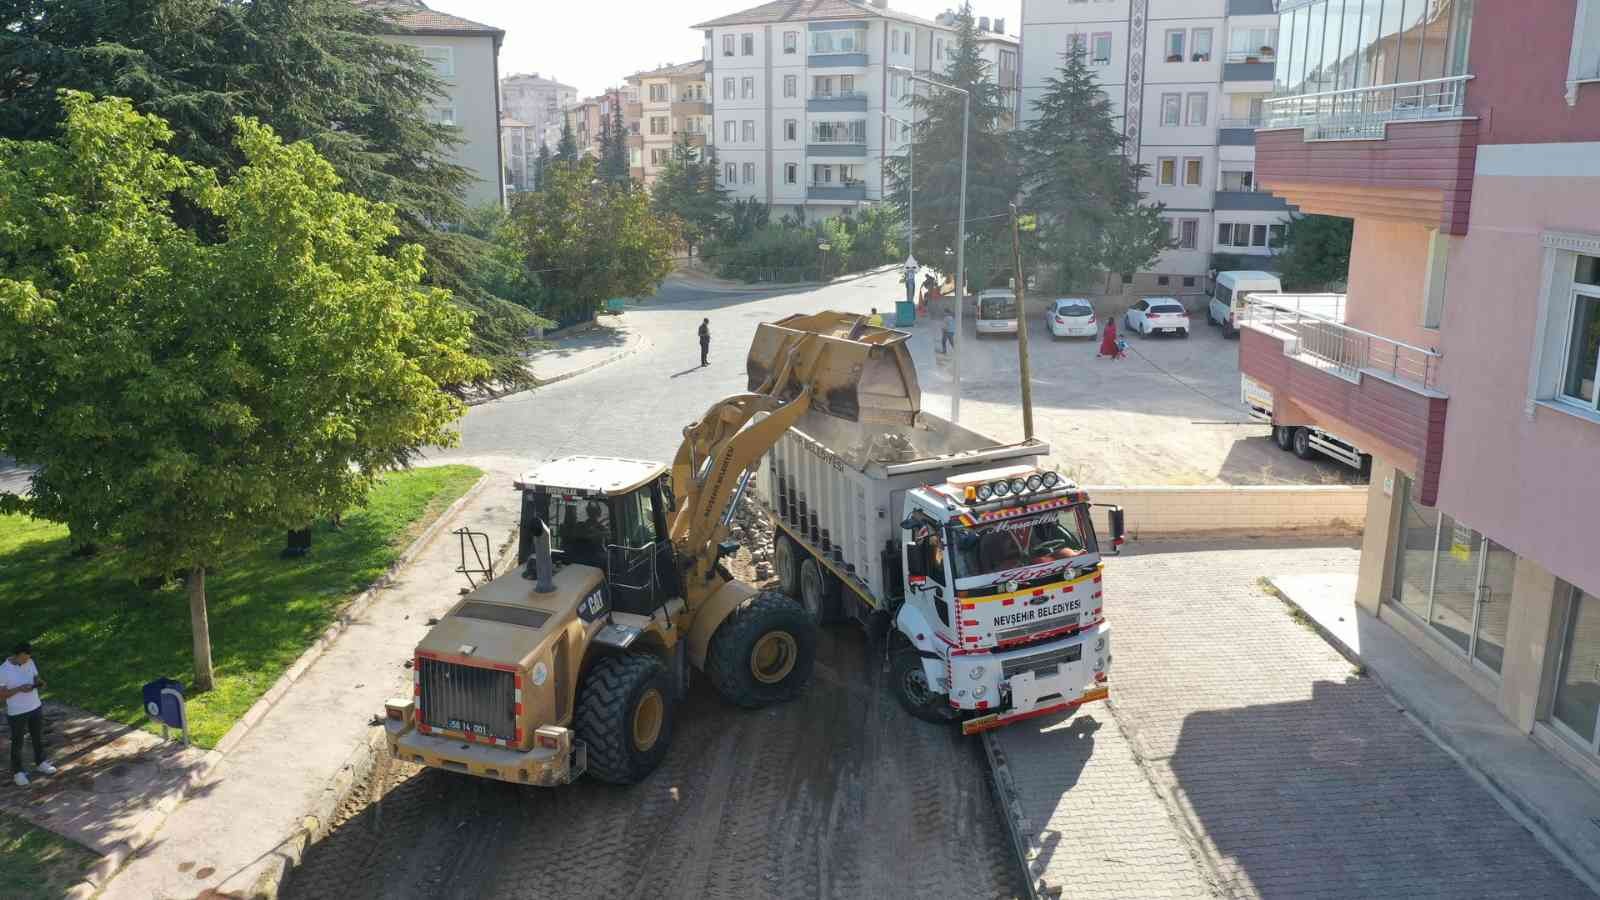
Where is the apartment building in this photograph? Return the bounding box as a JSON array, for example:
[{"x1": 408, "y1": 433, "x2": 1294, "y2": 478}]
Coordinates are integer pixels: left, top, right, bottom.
[
  {"x1": 694, "y1": 0, "x2": 986, "y2": 220},
  {"x1": 626, "y1": 60, "x2": 712, "y2": 187},
  {"x1": 1244, "y1": 0, "x2": 1600, "y2": 781},
  {"x1": 362, "y1": 0, "x2": 506, "y2": 209},
  {"x1": 564, "y1": 87, "x2": 645, "y2": 178},
  {"x1": 1020, "y1": 0, "x2": 1292, "y2": 285},
  {"x1": 952, "y1": 13, "x2": 1020, "y2": 124},
  {"x1": 501, "y1": 116, "x2": 533, "y2": 193},
  {"x1": 501, "y1": 72, "x2": 577, "y2": 151}
]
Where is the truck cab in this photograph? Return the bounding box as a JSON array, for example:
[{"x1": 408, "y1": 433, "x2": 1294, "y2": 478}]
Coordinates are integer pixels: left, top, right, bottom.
[{"x1": 891, "y1": 465, "x2": 1118, "y2": 733}]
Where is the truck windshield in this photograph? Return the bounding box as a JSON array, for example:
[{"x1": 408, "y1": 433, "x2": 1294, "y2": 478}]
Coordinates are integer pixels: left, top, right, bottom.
[{"x1": 950, "y1": 507, "x2": 1095, "y2": 580}]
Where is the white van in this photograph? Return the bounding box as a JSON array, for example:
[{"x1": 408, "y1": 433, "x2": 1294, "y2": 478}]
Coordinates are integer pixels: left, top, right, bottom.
[
  {"x1": 1207, "y1": 271, "x2": 1282, "y2": 338},
  {"x1": 975, "y1": 288, "x2": 1019, "y2": 336}
]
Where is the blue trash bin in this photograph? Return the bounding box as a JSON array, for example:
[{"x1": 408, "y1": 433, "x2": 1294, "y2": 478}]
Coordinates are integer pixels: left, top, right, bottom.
[{"x1": 894, "y1": 300, "x2": 916, "y2": 327}]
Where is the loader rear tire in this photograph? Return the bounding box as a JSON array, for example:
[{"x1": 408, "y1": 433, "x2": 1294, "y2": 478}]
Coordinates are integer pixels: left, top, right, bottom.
[
  {"x1": 706, "y1": 591, "x2": 817, "y2": 709},
  {"x1": 576, "y1": 653, "x2": 674, "y2": 784}
]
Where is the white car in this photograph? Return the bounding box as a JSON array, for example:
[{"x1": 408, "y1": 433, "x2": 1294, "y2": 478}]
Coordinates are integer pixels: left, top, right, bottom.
[
  {"x1": 1046, "y1": 298, "x2": 1098, "y2": 338},
  {"x1": 1125, "y1": 298, "x2": 1190, "y2": 338}
]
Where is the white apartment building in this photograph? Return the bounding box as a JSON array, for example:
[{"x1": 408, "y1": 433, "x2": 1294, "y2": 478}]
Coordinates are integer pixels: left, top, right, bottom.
[
  {"x1": 501, "y1": 72, "x2": 578, "y2": 151},
  {"x1": 1020, "y1": 0, "x2": 1292, "y2": 285},
  {"x1": 695, "y1": 0, "x2": 993, "y2": 220},
  {"x1": 626, "y1": 60, "x2": 711, "y2": 188},
  {"x1": 363, "y1": 1, "x2": 507, "y2": 210}
]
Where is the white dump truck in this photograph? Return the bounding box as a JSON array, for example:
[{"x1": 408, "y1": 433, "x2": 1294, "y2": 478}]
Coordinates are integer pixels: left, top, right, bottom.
[{"x1": 757, "y1": 411, "x2": 1124, "y2": 734}]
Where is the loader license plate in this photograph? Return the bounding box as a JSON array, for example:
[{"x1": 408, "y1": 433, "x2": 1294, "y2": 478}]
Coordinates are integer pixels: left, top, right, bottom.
[{"x1": 448, "y1": 719, "x2": 489, "y2": 737}]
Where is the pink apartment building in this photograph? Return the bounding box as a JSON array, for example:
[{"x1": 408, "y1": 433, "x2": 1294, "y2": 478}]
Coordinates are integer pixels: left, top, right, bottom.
[{"x1": 1246, "y1": 0, "x2": 1600, "y2": 775}]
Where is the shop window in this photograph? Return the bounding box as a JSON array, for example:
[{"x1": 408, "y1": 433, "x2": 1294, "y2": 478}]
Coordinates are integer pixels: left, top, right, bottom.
[{"x1": 1553, "y1": 586, "x2": 1600, "y2": 749}]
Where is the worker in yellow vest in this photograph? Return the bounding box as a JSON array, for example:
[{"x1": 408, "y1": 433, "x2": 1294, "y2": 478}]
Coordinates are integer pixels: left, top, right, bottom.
[{"x1": 867, "y1": 307, "x2": 884, "y2": 327}]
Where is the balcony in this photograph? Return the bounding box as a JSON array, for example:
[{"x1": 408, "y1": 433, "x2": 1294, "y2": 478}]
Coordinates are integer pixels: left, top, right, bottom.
[
  {"x1": 806, "y1": 137, "x2": 867, "y2": 157},
  {"x1": 1218, "y1": 119, "x2": 1259, "y2": 145},
  {"x1": 807, "y1": 182, "x2": 866, "y2": 202},
  {"x1": 1256, "y1": 77, "x2": 1479, "y2": 235},
  {"x1": 1214, "y1": 189, "x2": 1291, "y2": 212},
  {"x1": 1239, "y1": 296, "x2": 1449, "y2": 503},
  {"x1": 672, "y1": 99, "x2": 710, "y2": 117},
  {"x1": 808, "y1": 52, "x2": 868, "y2": 68},
  {"x1": 1223, "y1": 61, "x2": 1275, "y2": 84},
  {"x1": 808, "y1": 92, "x2": 868, "y2": 112}
]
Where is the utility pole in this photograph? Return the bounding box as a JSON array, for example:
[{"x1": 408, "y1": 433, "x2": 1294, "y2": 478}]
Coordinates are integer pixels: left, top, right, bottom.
[{"x1": 1011, "y1": 202, "x2": 1035, "y2": 441}]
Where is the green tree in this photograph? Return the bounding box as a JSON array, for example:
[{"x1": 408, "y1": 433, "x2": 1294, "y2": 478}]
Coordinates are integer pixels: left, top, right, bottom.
[
  {"x1": 602, "y1": 102, "x2": 631, "y2": 183},
  {"x1": 556, "y1": 117, "x2": 579, "y2": 163},
  {"x1": 509, "y1": 158, "x2": 676, "y2": 325},
  {"x1": 887, "y1": 2, "x2": 1019, "y2": 294},
  {"x1": 1274, "y1": 214, "x2": 1354, "y2": 290},
  {"x1": 0, "y1": 0, "x2": 536, "y2": 391},
  {"x1": 0, "y1": 95, "x2": 486, "y2": 689},
  {"x1": 651, "y1": 134, "x2": 727, "y2": 255},
  {"x1": 1020, "y1": 43, "x2": 1165, "y2": 292},
  {"x1": 534, "y1": 141, "x2": 551, "y2": 190}
]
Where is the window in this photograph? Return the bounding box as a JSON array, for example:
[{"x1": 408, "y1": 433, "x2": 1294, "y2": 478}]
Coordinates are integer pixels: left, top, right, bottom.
[
  {"x1": 1165, "y1": 29, "x2": 1184, "y2": 62},
  {"x1": 784, "y1": 119, "x2": 797, "y2": 141},
  {"x1": 1186, "y1": 93, "x2": 1208, "y2": 126},
  {"x1": 649, "y1": 84, "x2": 667, "y2": 103},
  {"x1": 742, "y1": 162, "x2": 756, "y2": 184},
  {"x1": 650, "y1": 148, "x2": 669, "y2": 165},
  {"x1": 890, "y1": 74, "x2": 900, "y2": 98},
  {"x1": 1157, "y1": 157, "x2": 1177, "y2": 186},
  {"x1": 723, "y1": 34, "x2": 735, "y2": 57},
  {"x1": 743, "y1": 120, "x2": 755, "y2": 141},
  {"x1": 784, "y1": 31, "x2": 798, "y2": 54},
  {"x1": 1217, "y1": 223, "x2": 1242, "y2": 248},
  {"x1": 429, "y1": 106, "x2": 455, "y2": 126},
  {"x1": 649, "y1": 116, "x2": 668, "y2": 135},
  {"x1": 1179, "y1": 219, "x2": 1198, "y2": 250},
  {"x1": 785, "y1": 163, "x2": 798, "y2": 184},
  {"x1": 422, "y1": 47, "x2": 453, "y2": 78},
  {"x1": 725, "y1": 162, "x2": 737, "y2": 183},
  {"x1": 741, "y1": 77, "x2": 755, "y2": 99},
  {"x1": 1157, "y1": 276, "x2": 1170, "y2": 286},
  {"x1": 723, "y1": 78, "x2": 735, "y2": 100},
  {"x1": 1532, "y1": 242, "x2": 1600, "y2": 417},
  {"x1": 1553, "y1": 587, "x2": 1600, "y2": 749},
  {"x1": 724, "y1": 120, "x2": 736, "y2": 142},
  {"x1": 1251, "y1": 224, "x2": 1269, "y2": 247},
  {"x1": 1191, "y1": 28, "x2": 1213, "y2": 63},
  {"x1": 784, "y1": 75, "x2": 797, "y2": 98},
  {"x1": 1161, "y1": 93, "x2": 1181, "y2": 126},
  {"x1": 813, "y1": 164, "x2": 833, "y2": 184},
  {"x1": 841, "y1": 75, "x2": 855, "y2": 94},
  {"x1": 1183, "y1": 276, "x2": 1196, "y2": 288},
  {"x1": 742, "y1": 33, "x2": 754, "y2": 56},
  {"x1": 1269, "y1": 224, "x2": 1286, "y2": 247},
  {"x1": 1563, "y1": 282, "x2": 1600, "y2": 408},
  {"x1": 936, "y1": 38, "x2": 943, "y2": 59},
  {"x1": 813, "y1": 75, "x2": 832, "y2": 97},
  {"x1": 1230, "y1": 27, "x2": 1275, "y2": 59},
  {"x1": 1183, "y1": 157, "x2": 1202, "y2": 186},
  {"x1": 892, "y1": 29, "x2": 901, "y2": 53},
  {"x1": 1092, "y1": 33, "x2": 1112, "y2": 66},
  {"x1": 1220, "y1": 169, "x2": 1254, "y2": 192}
]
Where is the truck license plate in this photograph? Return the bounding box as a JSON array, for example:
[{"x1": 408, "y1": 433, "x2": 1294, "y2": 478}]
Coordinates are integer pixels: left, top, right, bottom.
[
  {"x1": 1034, "y1": 664, "x2": 1059, "y2": 679},
  {"x1": 448, "y1": 719, "x2": 489, "y2": 737}
]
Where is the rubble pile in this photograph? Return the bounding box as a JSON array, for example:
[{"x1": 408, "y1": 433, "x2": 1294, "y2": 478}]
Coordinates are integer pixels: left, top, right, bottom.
[{"x1": 728, "y1": 490, "x2": 778, "y2": 584}]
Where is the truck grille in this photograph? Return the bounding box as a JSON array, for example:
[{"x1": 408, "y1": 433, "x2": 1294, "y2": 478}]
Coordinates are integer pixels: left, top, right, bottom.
[
  {"x1": 1001, "y1": 643, "x2": 1082, "y2": 680},
  {"x1": 996, "y1": 613, "x2": 1080, "y2": 645},
  {"x1": 418, "y1": 658, "x2": 516, "y2": 742}
]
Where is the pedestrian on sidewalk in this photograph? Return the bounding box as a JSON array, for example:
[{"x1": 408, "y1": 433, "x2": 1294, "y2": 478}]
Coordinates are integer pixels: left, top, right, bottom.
[
  {"x1": 941, "y1": 310, "x2": 956, "y2": 354},
  {"x1": 868, "y1": 307, "x2": 884, "y2": 327},
  {"x1": 698, "y1": 318, "x2": 710, "y2": 367},
  {"x1": 1098, "y1": 317, "x2": 1124, "y2": 360},
  {"x1": 2, "y1": 642, "x2": 57, "y2": 787}
]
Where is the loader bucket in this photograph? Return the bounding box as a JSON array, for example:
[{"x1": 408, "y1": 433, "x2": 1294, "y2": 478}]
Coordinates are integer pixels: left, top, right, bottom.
[{"x1": 746, "y1": 311, "x2": 922, "y2": 426}]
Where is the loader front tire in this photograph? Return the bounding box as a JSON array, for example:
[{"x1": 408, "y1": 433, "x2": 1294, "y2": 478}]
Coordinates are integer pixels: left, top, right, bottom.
[
  {"x1": 706, "y1": 591, "x2": 817, "y2": 709},
  {"x1": 576, "y1": 653, "x2": 674, "y2": 784}
]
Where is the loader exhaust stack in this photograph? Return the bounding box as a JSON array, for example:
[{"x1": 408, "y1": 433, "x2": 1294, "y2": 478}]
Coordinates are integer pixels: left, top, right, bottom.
[{"x1": 745, "y1": 312, "x2": 922, "y2": 426}]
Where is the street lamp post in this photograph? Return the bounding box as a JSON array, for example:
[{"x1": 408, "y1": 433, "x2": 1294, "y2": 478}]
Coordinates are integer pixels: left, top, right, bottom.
[{"x1": 892, "y1": 65, "x2": 969, "y2": 424}]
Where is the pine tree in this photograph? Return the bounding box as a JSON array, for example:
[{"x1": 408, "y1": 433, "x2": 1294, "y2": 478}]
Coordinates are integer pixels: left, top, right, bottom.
[
  {"x1": 651, "y1": 133, "x2": 727, "y2": 254},
  {"x1": 1019, "y1": 42, "x2": 1167, "y2": 291},
  {"x1": 886, "y1": 3, "x2": 1019, "y2": 294},
  {"x1": 597, "y1": 108, "x2": 615, "y2": 174},
  {"x1": 605, "y1": 102, "x2": 631, "y2": 183},
  {"x1": 556, "y1": 117, "x2": 579, "y2": 162},
  {"x1": 534, "y1": 141, "x2": 552, "y2": 190}
]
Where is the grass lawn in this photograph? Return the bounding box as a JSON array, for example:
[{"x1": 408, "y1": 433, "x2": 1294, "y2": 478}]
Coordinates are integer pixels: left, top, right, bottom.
[
  {"x1": 0, "y1": 464, "x2": 482, "y2": 748},
  {"x1": 0, "y1": 812, "x2": 98, "y2": 899}
]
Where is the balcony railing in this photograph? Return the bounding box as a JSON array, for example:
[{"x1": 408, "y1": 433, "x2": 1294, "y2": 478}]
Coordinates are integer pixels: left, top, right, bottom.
[
  {"x1": 1218, "y1": 116, "x2": 1263, "y2": 128},
  {"x1": 1225, "y1": 49, "x2": 1276, "y2": 63},
  {"x1": 1262, "y1": 75, "x2": 1473, "y2": 140},
  {"x1": 1239, "y1": 295, "x2": 1443, "y2": 392}
]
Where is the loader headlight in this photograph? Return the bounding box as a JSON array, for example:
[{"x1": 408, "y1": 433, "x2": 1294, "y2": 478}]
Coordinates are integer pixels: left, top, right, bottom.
[
  {"x1": 976, "y1": 483, "x2": 994, "y2": 501},
  {"x1": 969, "y1": 666, "x2": 985, "y2": 681}
]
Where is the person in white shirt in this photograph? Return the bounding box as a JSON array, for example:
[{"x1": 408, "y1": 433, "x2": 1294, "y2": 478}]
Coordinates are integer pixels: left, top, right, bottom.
[{"x1": 2, "y1": 642, "x2": 57, "y2": 786}]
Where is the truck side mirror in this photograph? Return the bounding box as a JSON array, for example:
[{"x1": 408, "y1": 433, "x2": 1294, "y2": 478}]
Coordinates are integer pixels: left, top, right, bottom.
[{"x1": 904, "y1": 542, "x2": 926, "y2": 578}]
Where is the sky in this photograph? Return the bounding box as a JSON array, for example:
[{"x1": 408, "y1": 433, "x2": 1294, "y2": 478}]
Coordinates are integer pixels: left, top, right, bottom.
[{"x1": 428, "y1": 0, "x2": 1022, "y2": 98}]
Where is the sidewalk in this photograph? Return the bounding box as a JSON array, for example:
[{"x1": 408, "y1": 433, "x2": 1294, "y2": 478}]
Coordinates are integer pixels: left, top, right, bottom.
[
  {"x1": 463, "y1": 319, "x2": 646, "y2": 406},
  {"x1": 1271, "y1": 573, "x2": 1600, "y2": 892},
  {"x1": 97, "y1": 466, "x2": 522, "y2": 899}
]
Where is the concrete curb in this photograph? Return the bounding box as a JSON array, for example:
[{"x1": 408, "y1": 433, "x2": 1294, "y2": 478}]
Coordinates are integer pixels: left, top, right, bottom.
[
  {"x1": 464, "y1": 329, "x2": 647, "y2": 407},
  {"x1": 659, "y1": 263, "x2": 900, "y2": 296},
  {"x1": 1264, "y1": 578, "x2": 1600, "y2": 897},
  {"x1": 76, "y1": 472, "x2": 493, "y2": 899},
  {"x1": 981, "y1": 732, "x2": 1050, "y2": 900}
]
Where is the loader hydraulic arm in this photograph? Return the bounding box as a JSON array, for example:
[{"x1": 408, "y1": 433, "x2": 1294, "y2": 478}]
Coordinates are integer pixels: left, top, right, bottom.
[{"x1": 667, "y1": 312, "x2": 922, "y2": 610}]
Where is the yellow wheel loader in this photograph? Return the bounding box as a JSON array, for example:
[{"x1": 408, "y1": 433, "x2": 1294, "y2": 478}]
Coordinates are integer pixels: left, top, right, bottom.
[{"x1": 382, "y1": 313, "x2": 921, "y2": 785}]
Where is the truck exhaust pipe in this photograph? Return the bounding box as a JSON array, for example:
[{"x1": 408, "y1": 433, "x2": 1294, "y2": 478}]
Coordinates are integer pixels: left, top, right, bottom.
[{"x1": 531, "y1": 517, "x2": 555, "y2": 593}]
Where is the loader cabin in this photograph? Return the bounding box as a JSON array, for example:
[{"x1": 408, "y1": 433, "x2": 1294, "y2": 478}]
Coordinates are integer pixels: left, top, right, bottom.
[{"x1": 514, "y1": 456, "x2": 681, "y2": 617}]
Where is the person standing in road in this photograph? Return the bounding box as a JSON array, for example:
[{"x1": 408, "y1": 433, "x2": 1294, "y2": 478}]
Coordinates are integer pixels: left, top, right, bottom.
[
  {"x1": 1098, "y1": 316, "x2": 1124, "y2": 360},
  {"x1": 698, "y1": 318, "x2": 711, "y2": 367},
  {"x1": 941, "y1": 310, "x2": 956, "y2": 354},
  {"x1": 3, "y1": 642, "x2": 56, "y2": 787}
]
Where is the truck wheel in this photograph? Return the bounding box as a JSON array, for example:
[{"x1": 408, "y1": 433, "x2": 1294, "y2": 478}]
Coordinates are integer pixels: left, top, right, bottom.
[
  {"x1": 891, "y1": 648, "x2": 959, "y2": 723},
  {"x1": 773, "y1": 533, "x2": 800, "y2": 595},
  {"x1": 706, "y1": 591, "x2": 817, "y2": 709},
  {"x1": 1292, "y1": 427, "x2": 1317, "y2": 460},
  {"x1": 798, "y1": 558, "x2": 842, "y2": 626},
  {"x1": 575, "y1": 653, "x2": 674, "y2": 785},
  {"x1": 1273, "y1": 425, "x2": 1295, "y2": 451}
]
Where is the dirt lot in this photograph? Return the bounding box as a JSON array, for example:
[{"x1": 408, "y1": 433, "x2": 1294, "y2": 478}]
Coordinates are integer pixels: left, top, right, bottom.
[
  {"x1": 903, "y1": 293, "x2": 1366, "y2": 488},
  {"x1": 283, "y1": 621, "x2": 1023, "y2": 900}
]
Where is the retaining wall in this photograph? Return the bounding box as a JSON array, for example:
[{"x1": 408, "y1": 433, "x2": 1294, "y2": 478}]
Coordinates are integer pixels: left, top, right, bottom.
[{"x1": 1082, "y1": 484, "x2": 1367, "y2": 538}]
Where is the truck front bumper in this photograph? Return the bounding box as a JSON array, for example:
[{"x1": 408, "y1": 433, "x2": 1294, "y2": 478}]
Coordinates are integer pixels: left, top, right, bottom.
[
  {"x1": 385, "y1": 721, "x2": 585, "y2": 787},
  {"x1": 947, "y1": 623, "x2": 1111, "y2": 735}
]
